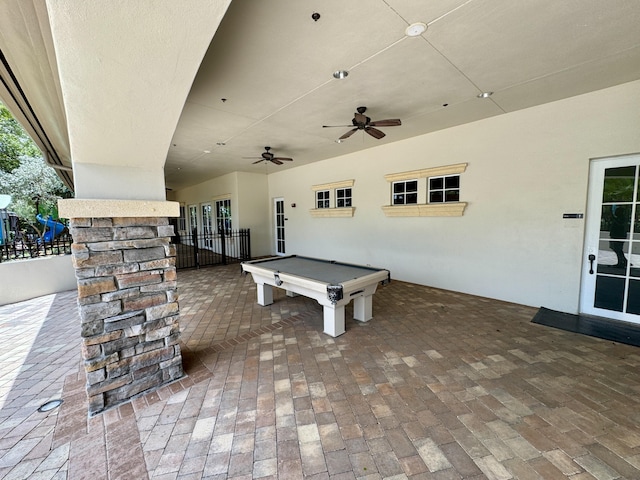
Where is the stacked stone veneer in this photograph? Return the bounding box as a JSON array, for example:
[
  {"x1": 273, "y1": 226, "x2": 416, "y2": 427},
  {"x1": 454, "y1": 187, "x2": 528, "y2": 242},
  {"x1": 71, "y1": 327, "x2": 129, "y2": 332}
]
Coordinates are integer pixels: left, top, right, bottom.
[{"x1": 69, "y1": 217, "x2": 183, "y2": 415}]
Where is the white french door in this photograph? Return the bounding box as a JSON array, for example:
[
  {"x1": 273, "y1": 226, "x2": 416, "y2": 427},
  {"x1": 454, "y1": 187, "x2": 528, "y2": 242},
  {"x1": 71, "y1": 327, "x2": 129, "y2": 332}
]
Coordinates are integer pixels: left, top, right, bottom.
[
  {"x1": 274, "y1": 198, "x2": 285, "y2": 255},
  {"x1": 201, "y1": 203, "x2": 212, "y2": 248},
  {"x1": 580, "y1": 154, "x2": 640, "y2": 323}
]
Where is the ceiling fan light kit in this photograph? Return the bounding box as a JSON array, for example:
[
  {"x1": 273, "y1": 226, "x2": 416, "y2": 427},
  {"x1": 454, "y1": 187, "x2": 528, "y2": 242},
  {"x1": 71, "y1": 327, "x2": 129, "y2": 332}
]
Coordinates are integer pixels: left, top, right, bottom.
[
  {"x1": 246, "y1": 146, "x2": 293, "y2": 166},
  {"x1": 323, "y1": 106, "x2": 402, "y2": 141}
]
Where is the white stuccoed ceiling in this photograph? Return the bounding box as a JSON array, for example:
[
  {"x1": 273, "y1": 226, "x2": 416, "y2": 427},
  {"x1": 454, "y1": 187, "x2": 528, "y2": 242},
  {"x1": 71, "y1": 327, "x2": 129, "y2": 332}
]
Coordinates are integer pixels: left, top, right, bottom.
[
  {"x1": 1, "y1": 0, "x2": 640, "y2": 192},
  {"x1": 165, "y1": 0, "x2": 640, "y2": 189}
]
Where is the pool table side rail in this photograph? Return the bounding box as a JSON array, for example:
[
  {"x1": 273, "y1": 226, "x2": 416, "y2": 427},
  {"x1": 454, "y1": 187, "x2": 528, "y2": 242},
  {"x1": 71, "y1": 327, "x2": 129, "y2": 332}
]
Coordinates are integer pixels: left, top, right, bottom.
[{"x1": 242, "y1": 255, "x2": 390, "y2": 279}]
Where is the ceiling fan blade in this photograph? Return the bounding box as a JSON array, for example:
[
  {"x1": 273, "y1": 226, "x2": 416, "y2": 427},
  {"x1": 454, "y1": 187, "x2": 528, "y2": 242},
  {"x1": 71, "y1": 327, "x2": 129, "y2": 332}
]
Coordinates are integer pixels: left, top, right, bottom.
[
  {"x1": 365, "y1": 127, "x2": 386, "y2": 139},
  {"x1": 354, "y1": 112, "x2": 368, "y2": 125},
  {"x1": 370, "y1": 119, "x2": 401, "y2": 127},
  {"x1": 273, "y1": 157, "x2": 293, "y2": 162},
  {"x1": 339, "y1": 128, "x2": 358, "y2": 140},
  {"x1": 323, "y1": 124, "x2": 352, "y2": 128},
  {"x1": 252, "y1": 159, "x2": 265, "y2": 164},
  {"x1": 271, "y1": 159, "x2": 283, "y2": 165}
]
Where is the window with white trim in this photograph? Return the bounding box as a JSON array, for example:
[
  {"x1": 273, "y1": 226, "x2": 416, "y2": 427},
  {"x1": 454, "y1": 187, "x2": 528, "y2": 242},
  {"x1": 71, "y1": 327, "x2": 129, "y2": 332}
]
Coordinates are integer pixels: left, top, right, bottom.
[
  {"x1": 392, "y1": 180, "x2": 418, "y2": 205},
  {"x1": 215, "y1": 199, "x2": 232, "y2": 233},
  {"x1": 178, "y1": 205, "x2": 186, "y2": 232},
  {"x1": 188, "y1": 205, "x2": 198, "y2": 233},
  {"x1": 316, "y1": 190, "x2": 330, "y2": 209},
  {"x1": 429, "y1": 175, "x2": 460, "y2": 203},
  {"x1": 382, "y1": 163, "x2": 468, "y2": 217},
  {"x1": 336, "y1": 187, "x2": 352, "y2": 208},
  {"x1": 310, "y1": 179, "x2": 356, "y2": 217}
]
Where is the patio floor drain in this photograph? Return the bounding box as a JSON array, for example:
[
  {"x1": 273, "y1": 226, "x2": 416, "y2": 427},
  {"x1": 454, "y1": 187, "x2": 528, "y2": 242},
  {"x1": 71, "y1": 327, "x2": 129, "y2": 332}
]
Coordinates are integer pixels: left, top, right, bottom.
[{"x1": 38, "y1": 399, "x2": 63, "y2": 413}]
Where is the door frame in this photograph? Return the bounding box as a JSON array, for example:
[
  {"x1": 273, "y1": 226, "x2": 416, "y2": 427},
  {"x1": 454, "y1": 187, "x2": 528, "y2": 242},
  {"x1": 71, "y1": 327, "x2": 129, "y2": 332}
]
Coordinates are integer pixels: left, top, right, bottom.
[{"x1": 580, "y1": 153, "x2": 640, "y2": 322}]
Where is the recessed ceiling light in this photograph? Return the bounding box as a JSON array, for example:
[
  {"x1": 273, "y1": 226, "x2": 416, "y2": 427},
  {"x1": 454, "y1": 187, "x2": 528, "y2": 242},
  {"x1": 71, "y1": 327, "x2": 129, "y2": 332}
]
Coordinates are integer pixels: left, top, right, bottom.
[
  {"x1": 203, "y1": 150, "x2": 211, "y2": 154},
  {"x1": 335, "y1": 139, "x2": 342, "y2": 144},
  {"x1": 333, "y1": 70, "x2": 349, "y2": 79},
  {"x1": 477, "y1": 92, "x2": 493, "y2": 98},
  {"x1": 405, "y1": 22, "x2": 427, "y2": 37}
]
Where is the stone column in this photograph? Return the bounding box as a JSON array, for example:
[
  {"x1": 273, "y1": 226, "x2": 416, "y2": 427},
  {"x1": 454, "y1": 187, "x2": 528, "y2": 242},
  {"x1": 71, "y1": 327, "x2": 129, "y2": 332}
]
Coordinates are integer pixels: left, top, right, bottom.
[{"x1": 60, "y1": 200, "x2": 182, "y2": 415}]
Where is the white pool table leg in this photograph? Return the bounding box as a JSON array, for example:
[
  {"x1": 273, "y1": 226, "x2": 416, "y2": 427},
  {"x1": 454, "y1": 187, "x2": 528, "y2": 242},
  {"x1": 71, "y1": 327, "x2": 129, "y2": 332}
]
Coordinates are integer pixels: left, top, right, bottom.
[
  {"x1": 323, "y1": 305, "x2": 346, "y2": 337},
  {"x1": 256, "y1": 283, "x2": 273, "y2": 306},
  {"x1": 353, "y1": 295, "x2": 373, "y2": 322}
]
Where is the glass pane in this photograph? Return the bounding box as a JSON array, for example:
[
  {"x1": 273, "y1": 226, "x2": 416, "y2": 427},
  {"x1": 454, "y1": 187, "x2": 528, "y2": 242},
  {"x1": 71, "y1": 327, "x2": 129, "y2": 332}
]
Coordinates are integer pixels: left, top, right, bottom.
[
  {"x1": 406, "y1": 193, "x2": 418, "y2": 204},
  {"x1": 407, "y1": 180, "x2": 418, "y2": 191},
  {"x1": 594, "y1": 275, "x2": 625, "y2": 312},
  {"x1": 445, "y1": 176, "x2": 460, "y2": 188},
  {"x1": 609, "y1": 205, "x2": 632, "y2": 267},
  {"x1": 337, "y1": 199, "x2": 344, "y2": 208},
  {"x1": 430, "y1": 191, "x2": 443, "y2": 203},
  {"x1": 394, "y1": 183, "x2": 404, "y2": 193},
  {"x1": 430, "y1": 177, "x2": 443, "y2": 190},
  {"x1": 627, "y1": 280, "x2": 640, "y2": 314},
  {"x1": 445, "y1": 190, "x2": 459, "y2": 202},
  {"x1": 393, "y1": 194, "x2": 404, "y2": 205},
  {"x1": 603, "y1": 166, "x2": 635, "y2": 203},
  {"x1": 597, "y1": 205, "x2": 632, "y2": 271},
  {"x1": 345, "y1": 198, "x2": 352, "y2": 207},
  {"x1": 630, "y1": 242, "x2": 640, "y2": 278}
]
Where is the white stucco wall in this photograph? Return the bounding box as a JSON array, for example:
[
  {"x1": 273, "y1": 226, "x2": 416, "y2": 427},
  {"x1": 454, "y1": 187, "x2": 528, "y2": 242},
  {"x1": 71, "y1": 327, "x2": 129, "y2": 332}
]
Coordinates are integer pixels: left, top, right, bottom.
[
  {"x1": 0, "y1": 255, "x2": 77, "y2": 306},
  {"x1": 173, "y1": 171, "x2": 272, "y2": 256},
  {"x1": 265, "y1": 81, "x2": 640, "y2": 313}
]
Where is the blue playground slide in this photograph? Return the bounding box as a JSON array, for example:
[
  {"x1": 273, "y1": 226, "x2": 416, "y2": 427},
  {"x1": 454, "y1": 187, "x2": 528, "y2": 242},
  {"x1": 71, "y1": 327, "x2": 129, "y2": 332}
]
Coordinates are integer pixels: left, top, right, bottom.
[{"x1": 36, "y1": 214, "x2": 66, "y2": 242}]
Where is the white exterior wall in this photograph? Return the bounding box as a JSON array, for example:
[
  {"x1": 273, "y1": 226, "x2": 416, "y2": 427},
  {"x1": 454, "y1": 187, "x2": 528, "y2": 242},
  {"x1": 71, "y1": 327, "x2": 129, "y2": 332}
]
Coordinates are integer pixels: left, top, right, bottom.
[
  {"x1": 236, "y1": 172, "x2": 271, "y2": 257},
  {"x1": 173, "y1": 171, "x2": 272, "y2": 256},
  {"x1": 0, "y1": 255, "x2": 77, "y2": 306},
  {"x1": 266, "y1": 81, "x2": 640, "y2": 313}
]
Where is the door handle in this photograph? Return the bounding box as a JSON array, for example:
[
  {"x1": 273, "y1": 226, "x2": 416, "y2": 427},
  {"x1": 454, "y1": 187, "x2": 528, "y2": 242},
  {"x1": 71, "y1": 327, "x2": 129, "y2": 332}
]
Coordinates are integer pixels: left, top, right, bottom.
[{"x1": 588, "y1": 254, "x2": 596, "y2": 274}]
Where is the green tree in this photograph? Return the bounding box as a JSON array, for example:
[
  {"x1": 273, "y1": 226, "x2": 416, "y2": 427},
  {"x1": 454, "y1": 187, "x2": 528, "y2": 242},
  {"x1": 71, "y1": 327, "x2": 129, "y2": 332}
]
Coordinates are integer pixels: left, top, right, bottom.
[
  {"x1": 0, "y1": 155, "x2": 71, "y2": 237},
  {"x1": 0, "y1": 103, "x2": 40, "y2": 172}
]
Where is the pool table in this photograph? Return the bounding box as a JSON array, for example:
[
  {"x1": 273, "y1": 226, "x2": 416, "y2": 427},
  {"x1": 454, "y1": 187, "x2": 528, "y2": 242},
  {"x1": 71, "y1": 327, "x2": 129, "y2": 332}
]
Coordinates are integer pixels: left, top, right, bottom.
[{"x1": 241, "y1": 255, "x2": 390, "y2": 337}]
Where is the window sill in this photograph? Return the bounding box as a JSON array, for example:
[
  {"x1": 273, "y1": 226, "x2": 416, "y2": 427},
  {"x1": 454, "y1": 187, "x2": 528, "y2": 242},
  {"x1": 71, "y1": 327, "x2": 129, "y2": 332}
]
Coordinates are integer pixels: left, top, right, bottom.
[
  {"x1": 381, "y1": 202, "x2": 467, "y2": 217},
  {"x1": 309, "y1": 207, "x2": 355, "y2": 218}
]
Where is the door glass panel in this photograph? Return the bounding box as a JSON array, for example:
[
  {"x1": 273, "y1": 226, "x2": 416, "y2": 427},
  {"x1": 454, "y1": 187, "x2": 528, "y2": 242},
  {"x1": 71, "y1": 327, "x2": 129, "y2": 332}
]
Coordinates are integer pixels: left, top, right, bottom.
[
  {"x1": 589, "y1": 163, "x2": 639, "y2": 318},
  {"x1": 631, "y1": 242, "x2": 640, "y2": 278},
  {"x1": 594, "y1": 276, "x2": 625, "y2": 312},
  {"x1": 628, "y1": 280, "x2": 640, "y2": 314},
  {"x1": 602, "y1": 166, "x2": 635, "y2": 202}
]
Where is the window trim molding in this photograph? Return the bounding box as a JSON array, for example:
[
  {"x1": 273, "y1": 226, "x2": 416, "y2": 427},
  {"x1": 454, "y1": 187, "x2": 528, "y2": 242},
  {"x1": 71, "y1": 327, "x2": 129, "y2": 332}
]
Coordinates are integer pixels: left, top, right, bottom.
[
  {"x1": 211, "y1": 193, "x2": 232, "y2": 202},
  {"x1": 384, "y1": 163, "x2": 467, "y2": 183},
  {"x1": 311, "y1": 179, "x2": 355, "y2": 191},
  {"x1": 382, "y1": 203, "x2": 467, "y2": 217},
  {"x1": 309, "y1": 207, "x2": 355, "y2": 218}
]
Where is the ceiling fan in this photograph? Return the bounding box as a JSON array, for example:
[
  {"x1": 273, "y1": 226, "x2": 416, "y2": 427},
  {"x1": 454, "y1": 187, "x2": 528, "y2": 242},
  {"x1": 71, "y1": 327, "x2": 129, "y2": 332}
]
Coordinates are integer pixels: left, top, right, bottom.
[
  {"x1": 323, "y1": 106, "x2": 401, "y2": 140},
  {"x1": 245, "y1": 146, "x2": 293, "y2": 165}
]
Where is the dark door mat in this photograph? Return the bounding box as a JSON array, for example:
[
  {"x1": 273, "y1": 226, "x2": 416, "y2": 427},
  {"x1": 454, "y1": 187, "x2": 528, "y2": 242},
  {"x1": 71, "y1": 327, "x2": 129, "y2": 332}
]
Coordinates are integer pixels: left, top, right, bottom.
[{"x1": 532, "y1": 307, "x2": 640, "y2": 347}]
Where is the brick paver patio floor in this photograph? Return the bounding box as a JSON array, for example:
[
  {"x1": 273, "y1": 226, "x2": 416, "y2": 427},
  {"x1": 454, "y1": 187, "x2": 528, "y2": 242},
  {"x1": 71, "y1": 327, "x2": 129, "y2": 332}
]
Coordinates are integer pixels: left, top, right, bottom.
[{"x1": 1, "y1": 264, "x2": 640, "y2": 479}]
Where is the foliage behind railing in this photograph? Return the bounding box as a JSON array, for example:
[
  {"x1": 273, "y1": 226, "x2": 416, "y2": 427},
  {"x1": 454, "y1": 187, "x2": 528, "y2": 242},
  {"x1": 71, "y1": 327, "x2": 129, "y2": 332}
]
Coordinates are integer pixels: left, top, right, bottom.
[{"x1": 0, "y1": 233, "x2": 73, "y2": 263}]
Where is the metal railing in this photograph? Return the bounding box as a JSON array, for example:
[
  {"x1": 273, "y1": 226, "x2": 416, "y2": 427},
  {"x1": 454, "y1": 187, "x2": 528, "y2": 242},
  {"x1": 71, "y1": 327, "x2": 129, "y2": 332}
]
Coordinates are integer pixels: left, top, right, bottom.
[
  {"x1": 174, "y1": 228, "x2": 251, "y2": 270},
  {"x1": 0, "y1": 233, "x2": 73, "y2": 263}
]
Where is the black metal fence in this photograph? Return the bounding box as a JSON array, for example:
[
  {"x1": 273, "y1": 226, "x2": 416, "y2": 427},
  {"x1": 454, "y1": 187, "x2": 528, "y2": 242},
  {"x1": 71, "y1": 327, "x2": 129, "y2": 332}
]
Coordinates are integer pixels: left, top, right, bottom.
[
  {"x1": 0, "y1": 233, "x2": 73, "y2": 263},
  {"x1": 174, "y1": 228, "x2": 251, "y2": 270}
]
